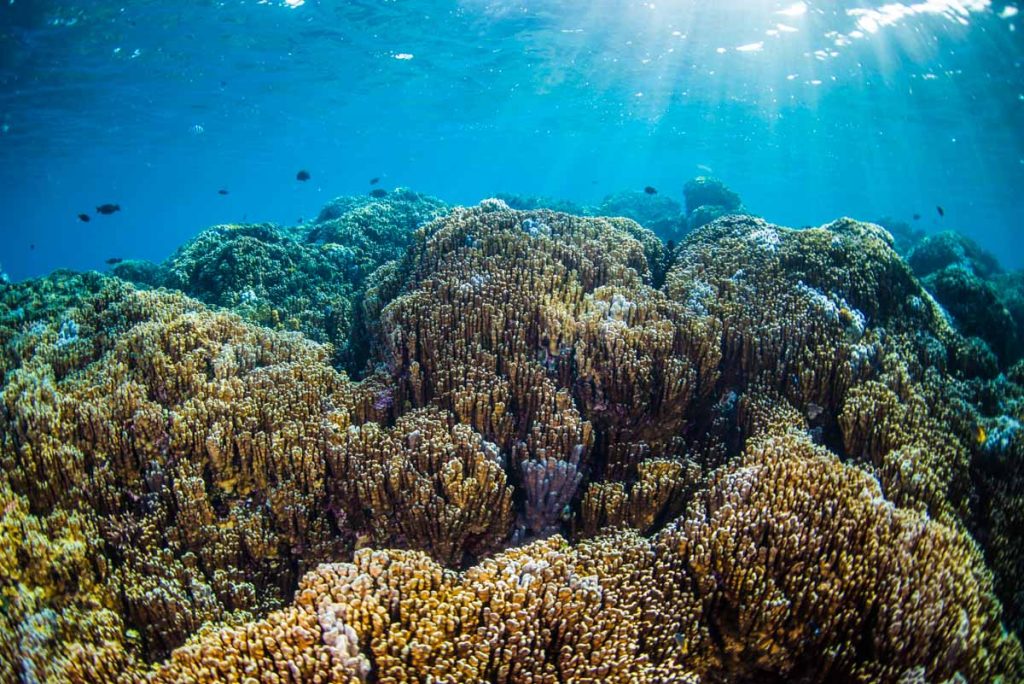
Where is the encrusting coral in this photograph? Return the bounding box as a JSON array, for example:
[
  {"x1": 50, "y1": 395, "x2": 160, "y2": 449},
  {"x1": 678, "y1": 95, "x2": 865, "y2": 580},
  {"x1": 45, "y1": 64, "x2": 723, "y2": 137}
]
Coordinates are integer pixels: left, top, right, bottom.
[{"x1": 1, "y1": 199, "x2": 1023, "y2": 682}]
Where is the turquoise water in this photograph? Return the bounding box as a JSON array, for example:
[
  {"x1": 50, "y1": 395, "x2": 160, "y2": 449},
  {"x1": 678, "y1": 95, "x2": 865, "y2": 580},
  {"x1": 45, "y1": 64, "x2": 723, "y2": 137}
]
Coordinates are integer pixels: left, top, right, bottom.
[
  {"x1": 4, "y1": 4, "x2": 1024, "y2": 680},
  {"x1": 0, "y1": 1, "x2": 1021, "y2": 280}
]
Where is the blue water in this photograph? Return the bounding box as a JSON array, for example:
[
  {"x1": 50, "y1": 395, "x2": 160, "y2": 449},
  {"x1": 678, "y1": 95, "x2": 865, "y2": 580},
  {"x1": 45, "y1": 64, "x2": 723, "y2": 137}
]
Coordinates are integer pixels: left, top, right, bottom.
[{"x1": 1, "y1": 0, "x2": 1021, "y2": 281}]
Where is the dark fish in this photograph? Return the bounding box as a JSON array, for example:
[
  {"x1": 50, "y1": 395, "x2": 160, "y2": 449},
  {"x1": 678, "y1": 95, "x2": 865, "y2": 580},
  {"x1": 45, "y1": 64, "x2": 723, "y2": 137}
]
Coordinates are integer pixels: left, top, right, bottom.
[
  {"x1": 912, "y1": 213, "x2": 921, "y2": 221},
  {"x1": 644, "y1": 186, "x2": 658, "y2": 195},
  {"x1": 29, "y1": 243, "x2": 35, "y2": 250},
  {"x1": 936, "y1": 205, "x2": 945, "y2": 217},
  {"x1": 105, "y1": 257, "x2": 123, "y2": 265},
  {"x1": 78, "y1": 213, "x2": 91, "y2": 222},
  {"x1": 370, "y1": 188, "x2": 388, "y2": 198},
  {"x1": 369, "y1": 177, "x2": 380, "y2": 185},
  {"x1": 96, "y1": 204, "x2": 120, "y2": 215},
  {"x1": 296, "y1": 170, "x2": 311, "y2": 181},
  {"x1": 218, "y1": 189, "x2": 229, "y2": 195}
]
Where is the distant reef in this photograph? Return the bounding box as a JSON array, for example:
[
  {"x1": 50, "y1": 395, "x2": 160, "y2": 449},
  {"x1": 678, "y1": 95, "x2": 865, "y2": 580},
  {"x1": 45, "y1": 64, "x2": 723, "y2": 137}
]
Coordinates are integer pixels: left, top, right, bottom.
[
  {"x1": 109, "y1": 187, "x2": 449, "y2": 374},
  {"x1": 877, "y1": 219, "x2": 1023, "y2": 366},
  {"x1": 1, "y1": 194, "x2": 1024, "y2": 682},
  {"x1": 498, "y1": 174, "x2": 751, "y2": 245}
]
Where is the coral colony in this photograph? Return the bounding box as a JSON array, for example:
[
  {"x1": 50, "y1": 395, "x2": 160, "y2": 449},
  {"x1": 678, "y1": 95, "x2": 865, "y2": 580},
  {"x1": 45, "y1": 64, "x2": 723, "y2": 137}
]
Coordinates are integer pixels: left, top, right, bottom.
[{"x1": 1, "y1": 182, "x2": 1024, "y2": 682}]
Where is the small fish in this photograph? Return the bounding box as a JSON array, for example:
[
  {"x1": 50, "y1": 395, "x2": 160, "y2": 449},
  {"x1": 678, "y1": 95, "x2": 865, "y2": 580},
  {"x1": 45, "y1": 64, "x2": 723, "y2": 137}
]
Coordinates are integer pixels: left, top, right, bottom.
[
  {"x1": 976, "y1": 424, "x2": 987, "y2": 445},
  {"x1": 96, "y1": 204, "x2": 120, "y2": 215},
  {"x1": 105, "y1": 257, "x2": 124, "y2": 265},
  {"x1": 912, "y1": 213, "x2": 921, "y2": 221},
  {"x1": 78, "y1": 213, "x2": 91, "y2": 222},
  {"x1": 937, "y1": 205, "x2": 944, "y2": 217},
  {"x1": 296, "y1": 169, "x2": 311, "y2": 181},
  {"x1": 644, "y1": 186, "x2": 658, "y2": 195},
  {"x1": 218, "y1": 189, "x2": 229, "y2": 195},
  {"x1": 370, "y1": 188, "x2": 388, "y2": 198},
  {"x1": 29, "y1": 243, "x2": 35, "y2": 250},
  {"x1": 369, "y1": 177, "x2": 380, "y2": 185}
]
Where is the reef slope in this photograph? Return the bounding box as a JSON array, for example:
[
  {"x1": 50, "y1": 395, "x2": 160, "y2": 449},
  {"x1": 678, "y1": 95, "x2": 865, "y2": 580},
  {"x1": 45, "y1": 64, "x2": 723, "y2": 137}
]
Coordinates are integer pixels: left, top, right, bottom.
[{"x1": 1, "y1": 201, "x2": 1022, "y2": 682}]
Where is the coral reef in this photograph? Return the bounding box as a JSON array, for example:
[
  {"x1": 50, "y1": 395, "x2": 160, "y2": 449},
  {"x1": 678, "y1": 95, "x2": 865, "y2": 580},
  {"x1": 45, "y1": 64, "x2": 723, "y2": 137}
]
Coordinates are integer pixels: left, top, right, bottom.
[
  {"x1": 113, "y1": 189, "x2": 449, "y2": 373},
  {"x1": 682, "y1": 176, "x2": 744, "y2": 230},
  {"x1": 306, "y1": 188, "x2": 450, "y2": 281},
  {"x1": 327, "y1": 407, "x2": 515, "y2": 566},
  {"x1": 492, "y1": 192, "x2": 590, "y2": 216},
  {"x1": 158, "y1": 222, "x2": 362, "y2": 363},
  {"x1": 140, "y1": 427, "x2": 1023, "y2": 683},
  {"x1": 997, "y1": 271, "x2": 1024, "y2": 345},
  {"x1": 907, "y1": 230, "x2": 1003, "y2": 280},
  {"x1": 874, "y1": 216, "x2": 927, "y2": 257},
  {"x1": 920, "y1": 264, "x2": 1019, "y2": 362},
  {"x1": 0, "y1": 270, "x2": 120, "y2": 379},
  {"x1": 1, "y1": 201, "x2": 1023, "y2": 682},
  {"x1": 594, "y1": 190, "x2": 686, "y2": 243},
  {"x1": 905, "y1": 231, "x2": 1021, "y2": 364}
]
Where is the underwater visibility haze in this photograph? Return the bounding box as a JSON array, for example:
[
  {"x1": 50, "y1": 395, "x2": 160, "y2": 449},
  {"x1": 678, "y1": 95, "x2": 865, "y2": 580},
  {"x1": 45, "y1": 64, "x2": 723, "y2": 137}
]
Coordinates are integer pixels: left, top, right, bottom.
[{"x1": 2, "y1": 1, "x2": 1024, "y2": 682}]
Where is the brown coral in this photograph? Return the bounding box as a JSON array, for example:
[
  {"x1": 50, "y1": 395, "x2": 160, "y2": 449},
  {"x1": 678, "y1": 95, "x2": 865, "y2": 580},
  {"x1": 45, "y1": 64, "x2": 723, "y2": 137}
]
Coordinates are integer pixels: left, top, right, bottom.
[
  {"x1": 140, "y1": 426, "x2": 1023, "y2": 683},
  {"x1": 2, "y1": 204, "x2": 1022, "y2": 682},
  {"x1": 327, "y1": 407, "x2": 514, "y2": 565}
]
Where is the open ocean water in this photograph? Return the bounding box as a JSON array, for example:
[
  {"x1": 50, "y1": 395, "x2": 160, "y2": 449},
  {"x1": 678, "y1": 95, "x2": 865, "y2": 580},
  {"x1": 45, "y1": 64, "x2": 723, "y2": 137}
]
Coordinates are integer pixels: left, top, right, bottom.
[
  {"x1": 0, "y1": 1, "x2": 1021, "y2": 278},
  {"x1": 2, "y1": 2, "x2": 1024, "y2": 683}
]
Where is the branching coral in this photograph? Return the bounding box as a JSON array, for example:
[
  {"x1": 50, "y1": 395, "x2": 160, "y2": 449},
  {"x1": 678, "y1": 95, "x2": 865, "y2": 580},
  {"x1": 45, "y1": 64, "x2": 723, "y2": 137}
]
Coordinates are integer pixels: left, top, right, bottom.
[
  {"x1": 327, "y1": 407, "x2": 514, "y2": 566},
  {"x1": 139, "y1": 426, "x2": 1023, "y2": 683},
  {"x1": 0, "y1": 284, "x2": 360, "y2": 663},
  {"x1": 1, "y1": 201, "x2": 1023, "y2": 682}
]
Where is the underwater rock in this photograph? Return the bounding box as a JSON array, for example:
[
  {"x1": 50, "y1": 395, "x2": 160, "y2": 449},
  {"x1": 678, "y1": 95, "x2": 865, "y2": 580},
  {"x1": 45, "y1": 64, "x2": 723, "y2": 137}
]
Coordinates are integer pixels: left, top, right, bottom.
[{"x1": 1, "y1": 203, "x2": 1023, "y2": 681}]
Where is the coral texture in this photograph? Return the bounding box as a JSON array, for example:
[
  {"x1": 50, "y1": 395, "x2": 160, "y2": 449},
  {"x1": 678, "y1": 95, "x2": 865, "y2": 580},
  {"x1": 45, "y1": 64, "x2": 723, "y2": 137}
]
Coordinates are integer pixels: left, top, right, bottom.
[{"x1": 1, "y1": 201, "x2": 1022, "y2": 682}]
